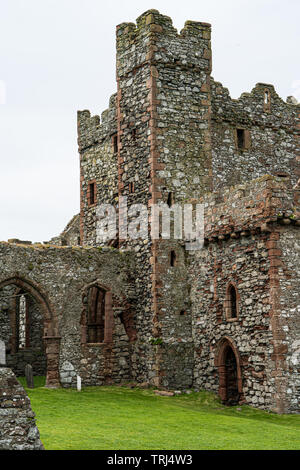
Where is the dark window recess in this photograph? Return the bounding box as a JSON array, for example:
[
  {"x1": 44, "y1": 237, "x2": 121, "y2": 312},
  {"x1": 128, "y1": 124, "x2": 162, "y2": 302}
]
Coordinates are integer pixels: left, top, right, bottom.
[
  {"x1": 180, "y1": 310, "x2": 186, "y2": 316},
  {"x1": 167, "y1": 192, "x2": 174, "y2": 207},
  {"x1": 131, "y1": 129, "x2": 136, "y2": 140},
  {"x1": 113, "y1": 134, "x2": 118, "y2": 153},
  {"x1": 89, "y1": 183, "x2": 95, "y2": 205},
  {"x1": 129, "y1": 182, "x2": 135, "y2": 193},
  {"x1": 170, "y1": 250, "x2": 176, "y2": 267},
  {"x1": 236, "y1": 129, "x2": 245, "y2": 150},
  {"x1": 229, "y1": 286, "x2": 237, "y2": 318}
]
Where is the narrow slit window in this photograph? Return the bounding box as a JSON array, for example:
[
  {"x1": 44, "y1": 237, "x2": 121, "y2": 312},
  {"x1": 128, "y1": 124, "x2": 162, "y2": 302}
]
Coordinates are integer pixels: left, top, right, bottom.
[
  {"x1": 264, "y1": 90, "x2": 271, "y2": 111},
  {"x1": 167, "y1": 192, "x2": 174, "y2": 208},
  {"x1": 129, "y1": 182, "x2": 135, "y2": 193},
  {"x1": 229, "y1": 286, "x2": 237, "y2": 318},
  {"x1": 113, "y1": 134, "x2": 118, "y2": 154},
  {"x1": 236, "y1": 129, "x2": 245, "y2": 150},
  {"x1": 264, "y1": 90, "x2": 270, "y2": 105},
  {"x1": 170, "y1": 250, "x2": 176, "y2": 267},
  {"x1": 88, "y1": 182, "x2": 96, "y2": 206}
]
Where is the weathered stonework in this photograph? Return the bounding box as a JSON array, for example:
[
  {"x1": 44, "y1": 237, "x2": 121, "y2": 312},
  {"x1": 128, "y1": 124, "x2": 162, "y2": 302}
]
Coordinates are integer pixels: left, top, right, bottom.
[
  {"x1": 0, "y1": 367, "x2": 44, "y2": 450},
  {"x1": 0, "y1": 10, "x2": 299, "y2": 417}
]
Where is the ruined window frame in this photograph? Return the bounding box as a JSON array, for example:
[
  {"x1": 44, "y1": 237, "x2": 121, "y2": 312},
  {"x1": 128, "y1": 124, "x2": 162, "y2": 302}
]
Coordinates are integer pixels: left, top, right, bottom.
[{"x1": 81, "y1": 283, "x2": 113, "y2": 346}]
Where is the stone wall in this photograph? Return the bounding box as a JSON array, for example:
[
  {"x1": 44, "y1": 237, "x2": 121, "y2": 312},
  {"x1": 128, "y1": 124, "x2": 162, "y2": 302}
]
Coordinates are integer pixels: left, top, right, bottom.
[
  {"x1": 211, "y1": 80, "x2": 300, "y2": 190},
  {"x1": 277, "y1": 226, "x2": 300, "y2": 413},
  {"x1": 48, "y1": 214, "x2": 80, "y2": 246},
  {"x1": 0, "y1": 241, "x2": 137, "y2": 388},
  {"x1": 189, "y1": 177, "x2": 300, "y2": 413},
  {"x1": 78, "y1": 94, "x2": 118, "y2": 247},
  {"x1": 0, "y1": 285, "x2": 46, "y2": 377},
  {"x1": 0, "y1": 367, "x2": 44, "y2": 450}
]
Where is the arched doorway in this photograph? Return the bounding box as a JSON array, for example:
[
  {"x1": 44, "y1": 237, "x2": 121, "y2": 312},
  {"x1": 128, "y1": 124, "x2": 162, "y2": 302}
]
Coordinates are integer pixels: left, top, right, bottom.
[
  {"x1": 0, "y1": 277, "x2": 60, "y2": 387},
  {"x1": 215, "y1": 337, "x2": 242, "y2": 406}
]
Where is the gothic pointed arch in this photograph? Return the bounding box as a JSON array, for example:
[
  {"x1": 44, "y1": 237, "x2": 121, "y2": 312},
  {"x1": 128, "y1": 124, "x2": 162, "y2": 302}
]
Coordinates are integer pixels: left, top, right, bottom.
[
  {"x1": 215, "y1": 336, "x2": 243, "y2": 405},
  {"x1": 0, "y1": 276, "x2": 60, "y2": 388},
  {"x1": 80, "y1": 280, "x2": 113, "y2": 345}
]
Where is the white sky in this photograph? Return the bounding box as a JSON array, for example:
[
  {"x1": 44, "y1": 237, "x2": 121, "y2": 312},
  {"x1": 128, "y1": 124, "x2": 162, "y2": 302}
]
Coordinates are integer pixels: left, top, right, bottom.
[{"x1": 0, "y1": 0, "x2": 299, "y2": 242}]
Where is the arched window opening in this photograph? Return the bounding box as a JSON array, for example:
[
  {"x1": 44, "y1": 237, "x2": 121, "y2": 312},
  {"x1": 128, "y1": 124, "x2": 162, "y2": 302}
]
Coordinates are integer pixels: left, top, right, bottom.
[
  {"x1": 264, "y1": 90, "x2": 269, "y2": 104},
  {"x1": 0, "y1": 277, "x2": 57, "y2": 387},
  {"x1": 225, "y1": 283, "x2": 239, "y2": 320},
  {"x1": 87, "y1": 286, "x2": 106, "y2": 343},
  {"x1": 264, "y1": 90, "x2": 271, "y2": 111}
]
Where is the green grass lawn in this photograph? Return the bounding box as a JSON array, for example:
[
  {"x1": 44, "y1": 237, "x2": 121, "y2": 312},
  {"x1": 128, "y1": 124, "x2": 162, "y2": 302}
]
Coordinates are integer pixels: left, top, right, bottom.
[{"x1": 18, "y1": 377, "x2": 300, "y2": 450}]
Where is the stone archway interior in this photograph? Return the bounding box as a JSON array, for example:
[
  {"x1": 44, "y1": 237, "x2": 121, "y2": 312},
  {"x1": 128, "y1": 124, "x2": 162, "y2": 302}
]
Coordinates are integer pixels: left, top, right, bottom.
[{"x1": 0, "y1": 283, "x2": 47, "y2": 377}]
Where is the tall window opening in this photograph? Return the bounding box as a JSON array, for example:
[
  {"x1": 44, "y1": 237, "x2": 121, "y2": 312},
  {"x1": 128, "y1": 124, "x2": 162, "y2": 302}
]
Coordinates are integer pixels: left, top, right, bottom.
[
  {"x1": 88, "y1": 182, "x2": 96, "y2": 206},
  {"x1": 87, "y1": 286, "x2": 106, "y2": 343},
  {"x1": 170, "y1": 250, "x2": 176, "y2": 267},
  {"x1": 229, "y1": 286, "x2": 237, "y2": 318},
  {"x1": 167, "y1": 192, "x2": 174, "y2": 208},
  {"x1": 225, "y1": 283, "x2": 239, "y2": 320},
  {"x1": 236, "y1": 129, "x2": 245, "y2": 150},
  {"x1": 113, "y1": 134, "x2": 118, "y2": 154},
  {"x1": 18, "y1": 294, "x2": 27, "y2": 349},
  {"x1": 264, "y1": 90, "x2": 271, "y2": 111}
]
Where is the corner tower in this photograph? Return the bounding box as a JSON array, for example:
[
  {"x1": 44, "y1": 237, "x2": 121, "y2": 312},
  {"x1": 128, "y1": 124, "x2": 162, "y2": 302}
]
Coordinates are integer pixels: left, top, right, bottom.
[{"x1": 116, "y1": 10, "x2": 213, "y2": 387}]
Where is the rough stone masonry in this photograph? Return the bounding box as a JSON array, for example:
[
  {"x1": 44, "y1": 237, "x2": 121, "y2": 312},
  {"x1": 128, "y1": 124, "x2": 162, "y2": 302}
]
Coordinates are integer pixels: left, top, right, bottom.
[{"x1": 0, "y1": 9, "x2": 299, "y2": 416}]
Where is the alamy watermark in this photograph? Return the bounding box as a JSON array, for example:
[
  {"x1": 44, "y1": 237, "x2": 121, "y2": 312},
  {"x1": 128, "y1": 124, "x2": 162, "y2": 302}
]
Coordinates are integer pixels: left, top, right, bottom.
[{"x1": 96, "y1": 197, "x2": 204, "y2": 251}]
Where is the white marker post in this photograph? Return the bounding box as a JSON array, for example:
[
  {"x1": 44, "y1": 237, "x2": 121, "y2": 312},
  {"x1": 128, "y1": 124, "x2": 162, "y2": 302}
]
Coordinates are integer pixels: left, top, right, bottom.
[{"x1": 77, "y1": 375, "x2": 81, "y2": 392}]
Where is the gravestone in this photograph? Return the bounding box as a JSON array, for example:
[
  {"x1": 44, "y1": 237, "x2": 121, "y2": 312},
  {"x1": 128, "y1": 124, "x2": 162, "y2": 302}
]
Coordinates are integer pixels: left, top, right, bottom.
[
  {"x1": 25, "y1": 364, "x2": 34, "y2": 388},
  {"x1": 0, "y1": 339, "x2": 5, "y2": 366}
]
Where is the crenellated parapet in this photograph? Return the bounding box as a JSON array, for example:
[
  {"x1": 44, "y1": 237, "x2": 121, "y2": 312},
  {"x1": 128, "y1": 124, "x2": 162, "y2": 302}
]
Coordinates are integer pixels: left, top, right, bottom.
[
  {"x1": 212, "y1": 79, "x2": 299, "y2": 130},
  {"x1": 199, "y1": 175, "x2": 300, "y2": 242},
  {"x1": 77, "y1": 93, "x2": 117, "y2": 153}
]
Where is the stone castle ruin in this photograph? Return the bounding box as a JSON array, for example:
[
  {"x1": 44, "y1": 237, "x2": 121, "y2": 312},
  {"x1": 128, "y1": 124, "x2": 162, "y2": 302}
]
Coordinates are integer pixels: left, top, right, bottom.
[{"x1": 0, "y1": 10, "x2": 299, "y2": 414}]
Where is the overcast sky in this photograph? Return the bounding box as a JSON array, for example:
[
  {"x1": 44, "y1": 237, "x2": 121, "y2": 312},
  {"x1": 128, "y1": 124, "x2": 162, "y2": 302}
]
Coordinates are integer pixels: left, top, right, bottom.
[{"x1": 0, "y1": 0, "x2": 299, "y2": 242}]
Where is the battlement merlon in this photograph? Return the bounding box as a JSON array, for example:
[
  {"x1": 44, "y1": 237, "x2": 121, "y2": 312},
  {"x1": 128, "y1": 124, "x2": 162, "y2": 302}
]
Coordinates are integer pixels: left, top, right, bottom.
[
  {"x1": 116, "y1": 10, "x2": 212, "y2": 78},
  {"x1": 77, "y1": 93, "x2": 117, "y2": 152}
]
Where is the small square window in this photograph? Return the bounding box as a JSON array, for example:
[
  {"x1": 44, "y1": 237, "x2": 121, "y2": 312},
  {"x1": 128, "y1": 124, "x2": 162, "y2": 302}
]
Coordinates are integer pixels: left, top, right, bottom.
[{"x1": 235, "y1": 128, "x2": 251, "y2": 151}]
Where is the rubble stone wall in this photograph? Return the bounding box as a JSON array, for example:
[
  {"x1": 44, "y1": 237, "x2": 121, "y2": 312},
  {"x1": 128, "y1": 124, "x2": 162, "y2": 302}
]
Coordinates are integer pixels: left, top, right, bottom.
[
  {"x1": 0, "y1": 367, "x2": 44, "y2": 450},
  {"x1": 211, "y1": 80, "x2": 300, "y2": 190}
]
